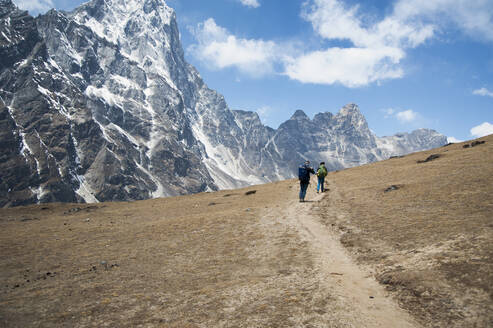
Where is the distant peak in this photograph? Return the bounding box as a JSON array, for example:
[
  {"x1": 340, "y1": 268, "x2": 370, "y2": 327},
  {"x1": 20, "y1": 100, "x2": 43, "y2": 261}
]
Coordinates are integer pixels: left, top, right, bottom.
[
  {"x1": 291, "y1": 109, "x2": 308, "y2": 119},
  {"x1": 112, "y1": 0, "x2": 173, "y2": 14},
  {"x1": 339, "y1": 103, "x2": 361, "y2": 116},
  {"x1": 233, "y1": 109, "x2": 260, "y2": 120},
  {"x1": 71, "y1": 0, "x2": 176, "y2": 60},
  {"x1": 74, "y1": 0, "x2": 174, "y2": 23},
  {"x1": 411, "y1": 128, "x2": 443, "y2": 136}
]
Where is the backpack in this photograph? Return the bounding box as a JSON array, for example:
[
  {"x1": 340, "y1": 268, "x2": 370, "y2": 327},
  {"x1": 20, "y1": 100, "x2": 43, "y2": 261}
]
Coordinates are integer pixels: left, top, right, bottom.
[
  {"x1": 317, "y1": 166, "x2": 327, "y2": 177},
  {"x1": 298, "y1": 165, "x2": 310, "y2": 182}
]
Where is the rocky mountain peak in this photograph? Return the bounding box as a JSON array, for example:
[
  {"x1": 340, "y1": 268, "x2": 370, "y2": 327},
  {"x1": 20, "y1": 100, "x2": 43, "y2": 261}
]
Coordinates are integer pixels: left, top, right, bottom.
[
  {"x1": 233, "y1": 109, "x2": 261, "y2": 122},
  {"x1": 291, "y1": 109, "x2": 309, "y2": 120},
  {"x1": 0, "y1": 0, "x2": 448, "y2": 207},
  {"x1": 69, "y1": 0, "x2": 183, "y2": 89},
  {"x1": 312, "y1": 111, "x2": 334, "y2": 125},
  {"x1": 338, "y1": 103, "x2": 361, "y2": 116},
  {"x1": 142, "y1": 0, "x2": 172, "y2": 14},
  {"x1": 71, "y1": 0, "x2": 175, "y2": 43},
  {"x1": 335, "y1": 103, "x2": 368, "y2": 130}
]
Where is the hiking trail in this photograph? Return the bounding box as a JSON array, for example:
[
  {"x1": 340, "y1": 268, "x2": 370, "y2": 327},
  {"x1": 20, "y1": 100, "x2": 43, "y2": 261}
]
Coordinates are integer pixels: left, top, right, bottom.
[{"x1": 262, "y1": 180, "x2": 421, "y2": 328}]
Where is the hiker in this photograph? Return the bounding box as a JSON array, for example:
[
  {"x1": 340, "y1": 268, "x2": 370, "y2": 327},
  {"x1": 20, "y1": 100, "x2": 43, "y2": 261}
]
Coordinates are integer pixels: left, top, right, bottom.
[
  {"x1": 298, "y1": 160, "x2": 315, "y2": 202},
  {"x1": 316, "y1": 161, "x2": 327, "y2": 193}
]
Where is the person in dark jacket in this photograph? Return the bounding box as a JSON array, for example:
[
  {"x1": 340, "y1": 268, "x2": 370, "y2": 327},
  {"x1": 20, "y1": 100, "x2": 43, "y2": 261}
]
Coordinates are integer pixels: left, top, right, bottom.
[{"x1": 298, "y1": 160, "x2": 315, "y2": 202}]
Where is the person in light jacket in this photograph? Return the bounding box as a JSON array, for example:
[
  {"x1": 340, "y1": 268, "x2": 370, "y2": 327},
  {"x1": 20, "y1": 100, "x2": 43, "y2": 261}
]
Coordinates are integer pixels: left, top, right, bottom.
[{"x1": 316, "y1": 161, "x2": 327, "y2": 193}]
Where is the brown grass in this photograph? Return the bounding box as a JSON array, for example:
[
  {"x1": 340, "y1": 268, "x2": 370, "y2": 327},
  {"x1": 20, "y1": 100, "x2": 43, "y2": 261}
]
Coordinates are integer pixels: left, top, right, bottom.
[
  {"x1": 316, "y1": 135, "x2": 493, "y2": 327},
  {"x1": 0, "y1": 181, "x2": 340, "y2": 327},
  {"x1": 1, "y1": 135, "x2": 492, "y2": 327}
]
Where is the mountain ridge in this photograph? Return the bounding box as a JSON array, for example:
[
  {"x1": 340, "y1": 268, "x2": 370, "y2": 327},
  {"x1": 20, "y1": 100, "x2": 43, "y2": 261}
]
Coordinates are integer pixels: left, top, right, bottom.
[{"x1": 0, "y1": 0, "x2": 448, "y2": 207}]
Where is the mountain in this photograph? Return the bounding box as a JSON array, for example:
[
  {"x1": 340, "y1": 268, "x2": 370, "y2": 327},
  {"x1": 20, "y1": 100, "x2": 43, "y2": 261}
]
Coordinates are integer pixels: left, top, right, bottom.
[
  {"x1": 271, "y1": 104, "x2": 383, "y2": 173},
  {"x1": 377, "y1": 129, "x2": 449, "y2": 157},
  {"x1": 0, "y1": 0, "x2": 448, "y2": 207}
]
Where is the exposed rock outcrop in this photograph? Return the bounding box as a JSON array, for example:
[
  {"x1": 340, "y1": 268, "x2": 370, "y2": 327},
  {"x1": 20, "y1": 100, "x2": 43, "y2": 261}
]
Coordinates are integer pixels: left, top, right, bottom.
[{"x1": 0, "y1": 0, "x2": 448, "y2": 207}]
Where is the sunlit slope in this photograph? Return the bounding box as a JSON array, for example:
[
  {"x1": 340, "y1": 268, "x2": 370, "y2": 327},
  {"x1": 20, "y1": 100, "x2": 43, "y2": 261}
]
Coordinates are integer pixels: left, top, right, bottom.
[
  {"x1": 0, "y1": 135, "x2": 491, "y2": 327},
  {"x1": 317, "y1": 134, "x2": 493, "y2": 327}
]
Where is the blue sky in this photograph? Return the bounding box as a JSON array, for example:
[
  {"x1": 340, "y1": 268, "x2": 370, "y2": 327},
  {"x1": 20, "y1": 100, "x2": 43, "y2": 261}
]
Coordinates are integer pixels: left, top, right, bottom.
[{"x1": 14, "y1": 0, "x2": 493, "y2": 141}]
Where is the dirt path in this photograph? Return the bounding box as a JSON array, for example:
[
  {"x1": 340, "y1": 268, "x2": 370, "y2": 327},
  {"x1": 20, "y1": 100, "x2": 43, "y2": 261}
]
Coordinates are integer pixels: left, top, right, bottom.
[{"x1": 275, "y1": 181, "x2": 421, "y2": 328}]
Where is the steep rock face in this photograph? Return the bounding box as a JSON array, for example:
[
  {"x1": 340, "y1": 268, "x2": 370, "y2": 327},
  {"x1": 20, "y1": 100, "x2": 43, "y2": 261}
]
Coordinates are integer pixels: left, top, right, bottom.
[
  {"x1": 0, "y1": 0, "x2": 448, "y2": 207},
  {"x1": 377, "y1": 129, "x2": 449, "y2": 157},
  {"x1": 0, "y1": 0, "x2": 222, "y2": 207},
  {"x1": 232, "y1": 110, "x2": 278, "y2": 181},
  {"x1": 52, "y1": 2, "x2": 216, "y2": 198},
  {"x1": 269, "y1": 104, "x2": 384, "y2": 174},
  {"x1": 0, "y1": 0, "x2": 39, "y2": 70},
  {"x1": 0, "y1": 0, "x2": 84, "y2": 206},
  {"x1": 315, "y1": 104, "x2": 382, "y2": 169},
  {"x1": 68, "y1": 0, "x2": 271, "y2": 190}
]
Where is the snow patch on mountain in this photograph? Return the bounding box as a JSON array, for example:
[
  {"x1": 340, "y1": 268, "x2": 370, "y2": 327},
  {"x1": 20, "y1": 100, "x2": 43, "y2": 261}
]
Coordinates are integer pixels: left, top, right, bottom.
[{"x1": 0, "y1": 0, "x2": 448, "y2": 207}]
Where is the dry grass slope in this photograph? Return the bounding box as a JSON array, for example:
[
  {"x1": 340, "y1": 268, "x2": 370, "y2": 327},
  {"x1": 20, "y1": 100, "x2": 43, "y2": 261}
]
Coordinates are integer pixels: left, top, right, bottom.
[
  {"x1": 0, "y1": 135, "x2": 492, "y2": 327},
  {"x1": 0, "y1": 182, "x2": 335, "y2": 327},
  {"x1": 316, "y1": 134, "x2": 493, "y2": 327}
]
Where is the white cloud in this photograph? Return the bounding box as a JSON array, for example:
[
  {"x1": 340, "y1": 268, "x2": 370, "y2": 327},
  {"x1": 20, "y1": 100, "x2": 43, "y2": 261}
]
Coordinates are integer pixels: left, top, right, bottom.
[
  {"x1": 393, "y1": 0, "x2": 493, "y2": 42},
  {"x1": 12, "y1": 0, "x2": 53, "y2": 15},
  {"x1": 447, "y1": 136, "x2": 463, "y2": 143},
  {"x1": 239, "y1": 0, "x2": 260, "y2": 8},
  {"x1": 383, "y1": 108, "x2": 396, "y2": 118},
  {"x1": 302, "y1": 0, "x2": 434, "y2": 49},
  {"x1": 188, "y1": 0, "x2": 493, "y2": 87},
  {"x1": 287, "y1": 0, "x2": 493, "y2": 86},
  {"x1": 287, "y1": 0, "x2": 435, "y2": 87},
  {"x1": 396, "y1": 109, "x2": 418, "y2": 123},
  {"x1": 284, "y1": 46, "x2": 404, "y2": 87},
  {"x1": 382, "y1": 108, "x2": 421, "y2": 123},
  {"x1": 471, "y1": 122, "x2": 493, "y2": 138},
  {"x1": 188, "y1": 18, "x2": 279, "y2": 76},
  {"x1": 473, "y1": 87, "x2": 493, "y2": 97}
]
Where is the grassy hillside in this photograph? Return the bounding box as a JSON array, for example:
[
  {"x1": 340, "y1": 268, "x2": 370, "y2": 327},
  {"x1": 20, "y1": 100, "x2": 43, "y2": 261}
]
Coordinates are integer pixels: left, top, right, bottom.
[
  {"x1": 0, "y1": 181, "x2": 314, "y2": 327},
  {"x1": 316, "y1": 134, "x2": 493, "y2": 327},
  {"x1": 0, "y1": 135, "x2": 492, "y2": 327}
]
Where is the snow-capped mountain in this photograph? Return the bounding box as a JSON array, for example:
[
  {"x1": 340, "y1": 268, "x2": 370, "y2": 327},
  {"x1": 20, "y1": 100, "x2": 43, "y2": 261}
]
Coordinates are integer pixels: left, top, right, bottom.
[{"x1": 0, "y1": 0, "x2": 447, "y2": 207}]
